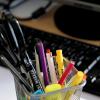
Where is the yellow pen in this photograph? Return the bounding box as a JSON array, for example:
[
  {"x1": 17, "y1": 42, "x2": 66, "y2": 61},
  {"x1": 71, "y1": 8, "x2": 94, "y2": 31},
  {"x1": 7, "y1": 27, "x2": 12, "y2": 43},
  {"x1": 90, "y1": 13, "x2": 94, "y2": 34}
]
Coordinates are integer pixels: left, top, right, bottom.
[
  {"x1": 65, "y1": 71, "x2": 84, "y2": 100},
  {"x1": 56, "y1": 50, "x2": 64, "y2": 79},
  {"x1": 45, "y1": 84, "x2": 62, "y2": 100},
  {"x1": 68, "y1": 71, "x2": 84, "y2": 87}
]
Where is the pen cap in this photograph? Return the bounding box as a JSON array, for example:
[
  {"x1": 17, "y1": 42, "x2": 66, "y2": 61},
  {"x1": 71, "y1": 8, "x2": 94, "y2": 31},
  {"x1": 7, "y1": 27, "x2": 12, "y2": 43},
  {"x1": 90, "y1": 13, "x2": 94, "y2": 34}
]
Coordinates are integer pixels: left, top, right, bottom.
[
  {"x1": 45, "y1": 84, "x2": 62, "y2": 100},
  {"x1": 45, "y1": 84, "x2": 61, "y2": 93},
  {"x1": 70, "y1": 71, "x2": 84, "y2": 86},
  {"x1": 56, "y1": 50, "x2": 63, "y2": 64},
  {"x1": 56, "y1": 50, "x2": 63, "y2": 62}
]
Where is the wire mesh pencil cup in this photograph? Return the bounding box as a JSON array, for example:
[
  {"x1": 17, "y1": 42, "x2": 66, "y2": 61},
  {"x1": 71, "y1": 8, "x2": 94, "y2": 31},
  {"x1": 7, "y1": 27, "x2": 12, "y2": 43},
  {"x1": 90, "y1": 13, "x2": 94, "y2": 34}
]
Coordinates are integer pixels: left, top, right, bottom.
[
  {"x1": 15, "y1": 77, "x2": 86, "y2": 100},
  {"x1": 14, "y1": 57, "x2": 86, "y2": 100}
]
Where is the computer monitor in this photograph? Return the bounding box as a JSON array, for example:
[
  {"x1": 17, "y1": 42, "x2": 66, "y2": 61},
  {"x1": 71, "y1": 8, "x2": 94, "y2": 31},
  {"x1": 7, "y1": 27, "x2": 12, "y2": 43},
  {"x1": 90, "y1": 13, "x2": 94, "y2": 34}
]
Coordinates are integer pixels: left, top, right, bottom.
[{"x1": 54, "y1": 0, "x2": 100, "y2": 40}]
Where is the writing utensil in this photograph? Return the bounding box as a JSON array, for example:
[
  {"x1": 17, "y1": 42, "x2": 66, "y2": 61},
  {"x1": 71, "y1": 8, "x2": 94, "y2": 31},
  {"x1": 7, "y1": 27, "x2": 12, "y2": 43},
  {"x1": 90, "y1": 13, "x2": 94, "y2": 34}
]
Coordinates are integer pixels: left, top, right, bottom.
[
  {"x1": 31, "y1": 89, "x2": 44, "y2": 100},
  {"x1": 0, "y1": 32, "x2": 22, "y2": 70},
  {"x1": 58, "y1": 61, "x2": 75, "y2": 85},
  {"x1": 68, "y1": 71, "x2": 84, "y2": 87},
  {"x1": 3, "y1": 14, "x2": 44, "y2": 91},
  {"x1": 45, "y1": 84, "x2": 62, "y2": 100},
  {"x1": 2, "y1": 14, "x2": 20, "y2": 55},
  {"x1": 0, "y1": 55, "x2": 33, "y2": 92},
  {"x1": 46, "y1": 49, "x2": 58, "y2": 83},
  {"x1": 63, "y1": 58, "x2": 78, "y2": 83},
  {"x1": 53, "y1": 56, "x2": 59, "y2": 81},
  {"x1": 64, "y1": 71, "x2": 85, "y2": 100},
  {"x1": 7, "y1": 16, "x2": 44, "y2": 91},
  {"x1": 34, "y1": 48, "x2": 45, "y2": 89},
  {"x1": 35, "y1": 40, "x2": 49, "y2": 86},
  {"x1": 33, "y1": 89, "x2": 44, "y2": 95},
  {"x1": 56, "y1": 50, "x2": 64, "y2": 79},
  {"x1": 23, "y1": 51, "x2": 44, "y2": 91},
  {"x1": 34, "y1": 48, "x2": 41, "y2": 75},
  {"x1": 0, "y1": 26, "x2": 19, "y2": 64}
]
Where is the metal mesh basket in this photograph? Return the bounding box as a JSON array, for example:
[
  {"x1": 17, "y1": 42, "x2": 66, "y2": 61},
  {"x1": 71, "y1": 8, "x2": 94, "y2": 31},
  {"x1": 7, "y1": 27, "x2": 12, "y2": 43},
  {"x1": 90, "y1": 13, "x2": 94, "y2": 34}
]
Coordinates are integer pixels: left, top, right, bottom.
[{"x1": 15, "y1": 77, "x2": 86, "y2": 100}]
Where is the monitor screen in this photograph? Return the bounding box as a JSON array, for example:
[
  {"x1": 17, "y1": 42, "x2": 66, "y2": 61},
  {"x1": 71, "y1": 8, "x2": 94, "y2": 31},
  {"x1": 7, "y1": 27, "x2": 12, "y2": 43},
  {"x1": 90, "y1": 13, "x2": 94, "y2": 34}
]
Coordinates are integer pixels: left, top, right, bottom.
[{"x1": 54, "y1": 1, "x2": 100, "y2": 40}]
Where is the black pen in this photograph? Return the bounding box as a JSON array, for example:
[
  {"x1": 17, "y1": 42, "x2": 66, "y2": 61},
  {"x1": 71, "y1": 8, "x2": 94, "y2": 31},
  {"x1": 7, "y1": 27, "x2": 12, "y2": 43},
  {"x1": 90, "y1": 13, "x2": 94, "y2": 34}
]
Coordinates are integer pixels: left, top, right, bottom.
[
  {"x1": 0, "y1": 55, "x2": 33, "y2": 92},
  {"x1": 22, "y1": 51, "x2": 44, "y2": 91}
]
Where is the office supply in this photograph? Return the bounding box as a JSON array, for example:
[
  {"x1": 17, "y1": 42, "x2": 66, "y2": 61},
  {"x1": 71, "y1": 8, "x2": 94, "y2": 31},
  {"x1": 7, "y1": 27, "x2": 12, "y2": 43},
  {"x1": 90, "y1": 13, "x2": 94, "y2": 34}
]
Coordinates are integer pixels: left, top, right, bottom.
[
  {"x1": 45, "y1": 84, "x2": 62, "y2": 100},
  {"x1": 2, "y1": 13, "x2": 20, "y2": 54},
  {"x1": 34, "y1": 48, "x2": 45, "y2": 89},
  {"x1": 35, "y1": 40, "x2": 50, "y2": 86},
  {"x1": 68, "y1": 71, "x2": 84, "y2": 87},
  {"x1": 34, "y1": 48, "x2": 41, "y2": 76},
  {"x1": 1, "y1": 13, "x2": 22, "y2": 64},
  {"x1": 23, "y1": 51, "x2": 44, "y2": 91},
  {"x1": 64, "y1": 71, "x2": 85, "y2": 100},
  {"x1": 0, "y1": 55, "x2": 33, "y2": 92},
  {"x1": 21, "y1": 26, "x2": 100, "y2": 96},
  {"x1": 45, "y1": 84, "x2": 61, "y2": 92},
  {"x1": 1, "y1": 13, "x2": 44, "y2": 92},
  {"x1": 58, "y1": 61, "x2": 75, "y2": 85},
  {"x1": 56, "y1": 50, "x2": 64, "y2": 79},
  {"x1": 33, "y1": 89, "x2": 44, "y2": 95},
  {"x1": 0, "y1": 33, "x2": 17, "y2": 66},
  {"x1": 46, "y1": 49, "x2": 58, "y2": 83}
]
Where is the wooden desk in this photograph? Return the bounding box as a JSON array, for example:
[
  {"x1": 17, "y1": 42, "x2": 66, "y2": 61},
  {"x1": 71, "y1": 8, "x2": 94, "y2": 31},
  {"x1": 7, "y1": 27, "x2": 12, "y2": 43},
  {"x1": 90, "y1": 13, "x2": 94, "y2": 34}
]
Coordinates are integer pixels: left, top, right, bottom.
[{"x1": 20, "y1": 7, "x2": 100, "y2": 46}]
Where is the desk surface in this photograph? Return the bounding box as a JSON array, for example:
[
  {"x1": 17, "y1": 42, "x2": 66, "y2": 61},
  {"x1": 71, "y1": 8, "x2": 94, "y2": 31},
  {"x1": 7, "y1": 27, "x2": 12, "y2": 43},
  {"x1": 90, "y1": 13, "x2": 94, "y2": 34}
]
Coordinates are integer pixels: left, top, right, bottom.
[
  {"x1": 0, "y1": 66, "x2": 17, "y2": 100},
  {"x1": 20, "y1": 5, "x2": 100, "y2": 47}
]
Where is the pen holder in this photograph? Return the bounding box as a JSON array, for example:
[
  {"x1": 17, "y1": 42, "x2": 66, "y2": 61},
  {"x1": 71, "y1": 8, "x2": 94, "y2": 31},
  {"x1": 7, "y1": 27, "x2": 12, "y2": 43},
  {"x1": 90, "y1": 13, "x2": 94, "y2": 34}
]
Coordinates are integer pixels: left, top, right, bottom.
[{"x1": 15, "y1": 78, "x2": 86, "y2": 100}]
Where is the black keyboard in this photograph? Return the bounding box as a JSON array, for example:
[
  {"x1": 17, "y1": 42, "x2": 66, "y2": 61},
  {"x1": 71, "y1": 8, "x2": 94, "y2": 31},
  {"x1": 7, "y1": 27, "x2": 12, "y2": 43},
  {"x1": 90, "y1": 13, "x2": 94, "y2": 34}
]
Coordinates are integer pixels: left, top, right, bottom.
[{"x1": 21, "y1": 26, "x2": 100, "y2": 96}]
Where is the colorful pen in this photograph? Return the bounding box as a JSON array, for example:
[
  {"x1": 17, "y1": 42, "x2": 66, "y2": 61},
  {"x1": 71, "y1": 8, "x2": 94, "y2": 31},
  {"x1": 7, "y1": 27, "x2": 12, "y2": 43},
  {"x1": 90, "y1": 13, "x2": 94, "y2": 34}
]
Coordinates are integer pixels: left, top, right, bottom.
[
  {"x1": 34, "y1": 48, "x2": 45, "y2": 88},
  {"x1": 64, "y1": 71, "x2": 84, "y2": 100},
  {"x1": 68, "y1": 71, "x2": 84, "y2": 87},
  {"x1": 46, "y1": 49, "x2": 58, "y2": 83},
  {"x1": 35, "y1": 40, "x2": 49, "y2": 86},
  {"x1": 0, "y1": 55, "x2": 33, "y2": 92},
  {"x1": 45, "y1": 84, "x2": 62, "y2": 100},
  {"x1": 58, "y1": 61, "x2": 75, "y2": 85},
  {"x1": 56, "y1": 50, "x2": 64, "y2": 79},
  {"x1": 23, "y1": 51, "x2": 44, "y2": 91}
]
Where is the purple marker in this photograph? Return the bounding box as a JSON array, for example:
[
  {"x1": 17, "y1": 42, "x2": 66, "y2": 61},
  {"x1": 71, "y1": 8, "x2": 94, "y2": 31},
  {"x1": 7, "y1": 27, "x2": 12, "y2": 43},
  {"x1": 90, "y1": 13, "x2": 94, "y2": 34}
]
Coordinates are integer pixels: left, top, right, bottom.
[{"x1": 36, "y1": 40, "x2": 49, "y2": 86}]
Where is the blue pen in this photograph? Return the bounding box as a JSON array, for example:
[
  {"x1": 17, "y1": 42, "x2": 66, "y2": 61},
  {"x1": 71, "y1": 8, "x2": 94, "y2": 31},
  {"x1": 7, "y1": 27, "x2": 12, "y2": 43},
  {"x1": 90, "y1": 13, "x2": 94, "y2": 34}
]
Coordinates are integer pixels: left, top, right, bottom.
[
  {"x1": 33, "y1": 89, "x2": 44, "y2": 95},
  {"x1": 35, "y1": 40, "x2": 49, "y2": 86},
  {"x1": 30, "y1": 89, "x2": 44, "y2": 100}
]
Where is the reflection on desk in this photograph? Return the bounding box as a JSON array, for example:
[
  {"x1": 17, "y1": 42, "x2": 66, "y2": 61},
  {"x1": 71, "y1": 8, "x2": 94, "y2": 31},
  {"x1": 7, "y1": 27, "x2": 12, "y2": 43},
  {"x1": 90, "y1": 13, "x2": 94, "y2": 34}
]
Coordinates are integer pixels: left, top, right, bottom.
[
  {"x1": 0, "y1": 66, "x2": 17, "y2": 100},
  {"x1": 81, "y1": 92, "x2": 100, "y2": 100}
]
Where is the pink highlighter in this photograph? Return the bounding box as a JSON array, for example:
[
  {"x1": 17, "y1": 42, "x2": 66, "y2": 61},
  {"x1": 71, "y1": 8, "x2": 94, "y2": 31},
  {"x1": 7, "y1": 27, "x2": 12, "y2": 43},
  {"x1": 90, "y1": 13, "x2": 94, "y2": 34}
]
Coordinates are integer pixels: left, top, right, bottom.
[{"x1": 58, "y1": 61, "x2": 75, "y2": 85}]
